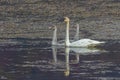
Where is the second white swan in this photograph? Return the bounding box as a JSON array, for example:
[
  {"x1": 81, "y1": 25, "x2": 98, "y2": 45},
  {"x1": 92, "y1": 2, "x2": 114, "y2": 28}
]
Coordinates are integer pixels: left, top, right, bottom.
[
  {"x1": 52, "y1": 24, "x2": 80, "y2": 46},
  {"x1": 64, "y1": 17, "x2": 105, "y2": 47}
]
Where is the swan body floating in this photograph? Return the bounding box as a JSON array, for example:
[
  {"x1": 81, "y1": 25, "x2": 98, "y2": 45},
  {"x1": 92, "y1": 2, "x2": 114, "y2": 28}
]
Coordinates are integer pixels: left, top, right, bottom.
[{"x1": 64, "y1": 17, "x2": 105, "y2": 47}]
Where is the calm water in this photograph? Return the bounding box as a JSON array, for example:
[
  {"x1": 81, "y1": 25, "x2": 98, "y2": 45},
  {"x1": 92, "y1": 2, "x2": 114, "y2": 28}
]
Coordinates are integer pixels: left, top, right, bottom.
[{"x1": 0, "y1": 38, "x2": 120, "y2": 80}]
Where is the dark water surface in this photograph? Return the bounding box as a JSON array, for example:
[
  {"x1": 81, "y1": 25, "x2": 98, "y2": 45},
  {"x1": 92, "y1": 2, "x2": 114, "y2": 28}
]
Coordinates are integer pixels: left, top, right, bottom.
[{"x1": 0, "y1": 38, "x2": 120, "y2": 80}]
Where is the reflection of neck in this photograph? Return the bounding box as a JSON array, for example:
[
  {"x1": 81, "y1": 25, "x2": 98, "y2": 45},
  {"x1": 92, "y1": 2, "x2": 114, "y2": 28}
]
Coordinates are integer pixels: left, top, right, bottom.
[
  {"x1": 52, "y1": 26, "x2": 57, "y2": 45},
  {"x1": 52, "y1": 47, "x2": 57, "y2": 64},
  {"x1": 64, "y1": 48, "x2": 70, "y2": 76},
  {"x1": 76, "y1": 54, "x2": 79, "y2": 63},
  {"x1": 65, "y1": 21, "x2": 70, "y2": 46}
]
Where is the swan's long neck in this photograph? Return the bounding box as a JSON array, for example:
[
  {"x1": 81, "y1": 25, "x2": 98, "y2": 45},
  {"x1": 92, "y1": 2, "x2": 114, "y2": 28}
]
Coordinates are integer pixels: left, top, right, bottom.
[
  {"x1": 65, "y1": 21, "x2": 70, "y2": 46},
  {"x1": 52, "y1": 26, "x2": 57, "y2": 45},
  {"x1": 74, "y1": 24, "x2": 79, "y2": 40}
]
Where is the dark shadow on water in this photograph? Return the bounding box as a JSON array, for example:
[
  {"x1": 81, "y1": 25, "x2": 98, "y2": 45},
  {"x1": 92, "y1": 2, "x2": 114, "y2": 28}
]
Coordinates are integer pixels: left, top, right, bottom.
[
  {"x1": 0, "y1": 38, "x2": 51, "y2": 51},
  {"x1": 0, "y1": 38, "x2": 120, "y2": 80},
  {"x1": 98, "y1": 39, "x2": 120, "y2": 51}
]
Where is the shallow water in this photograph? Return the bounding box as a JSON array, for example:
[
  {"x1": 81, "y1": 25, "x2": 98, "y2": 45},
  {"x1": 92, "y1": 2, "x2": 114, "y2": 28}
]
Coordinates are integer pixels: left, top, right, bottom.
[{"x1": 0, "y1": 38, "x2": 120, "y2": 80}]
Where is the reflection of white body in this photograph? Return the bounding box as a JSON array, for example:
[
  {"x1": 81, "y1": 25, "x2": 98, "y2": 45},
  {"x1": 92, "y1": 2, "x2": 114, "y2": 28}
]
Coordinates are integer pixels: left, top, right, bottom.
[
  {"x1": 64, "y1": 17, "x2": 105, "y2": 47},
  {"x1": 52, "y1": 46, "x2": 105, "y2": 76},
  {"x1": 70, "y1": 47, "x2": 101, "y2": 55}
]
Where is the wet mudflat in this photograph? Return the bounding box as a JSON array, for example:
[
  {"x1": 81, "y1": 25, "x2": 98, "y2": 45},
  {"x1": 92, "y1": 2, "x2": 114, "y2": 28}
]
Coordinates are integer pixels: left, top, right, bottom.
[{"x1": 0, "y1": 38, "x2": 120, "y2": 80}]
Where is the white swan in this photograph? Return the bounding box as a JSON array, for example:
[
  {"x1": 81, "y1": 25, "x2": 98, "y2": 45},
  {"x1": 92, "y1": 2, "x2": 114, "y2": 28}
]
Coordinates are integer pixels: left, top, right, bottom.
[
  {"x1": 52, "y1": 25, "x2": 64, "y2": 46},
  {"x1": 64, "y1": 17, "x2": 105, "y2": 47},
  {"x1": 52, "y1": 24, "x2": 80, "y2": 46},
  {"x1": 52, "y1": 25, "x2": 58, "y2": 45}
]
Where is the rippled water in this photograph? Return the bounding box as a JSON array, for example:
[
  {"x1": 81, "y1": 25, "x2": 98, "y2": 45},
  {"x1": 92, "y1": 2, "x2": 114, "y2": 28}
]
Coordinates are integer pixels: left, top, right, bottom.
[{"x1": 0, "y1": 38, "x2": 120, "y2": 80}]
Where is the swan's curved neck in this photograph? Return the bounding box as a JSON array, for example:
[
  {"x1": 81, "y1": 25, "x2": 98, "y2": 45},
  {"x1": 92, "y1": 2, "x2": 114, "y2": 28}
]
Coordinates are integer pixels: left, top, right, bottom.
[
  {"x1": 65, "y1": 21, "x2": 70, "y2": 46},
  {"x1": 74, "y1": 24, "x2": 79, "y2": 40},
  {"x1": 52, "y1": 26, "x2": 57, "y2": 45}
]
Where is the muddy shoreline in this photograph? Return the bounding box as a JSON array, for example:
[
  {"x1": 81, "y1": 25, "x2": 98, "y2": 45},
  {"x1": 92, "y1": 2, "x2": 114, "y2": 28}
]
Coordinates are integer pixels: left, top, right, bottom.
[{"x1": 0, "y1": 0, "x2": 120, "y2": 40}]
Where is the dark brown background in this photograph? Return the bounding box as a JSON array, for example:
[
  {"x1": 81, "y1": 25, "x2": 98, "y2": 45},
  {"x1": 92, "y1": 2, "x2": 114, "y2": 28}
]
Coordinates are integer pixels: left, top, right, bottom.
[{"x1": 0, "y1": 0, "x2": 120, "y2": 39}]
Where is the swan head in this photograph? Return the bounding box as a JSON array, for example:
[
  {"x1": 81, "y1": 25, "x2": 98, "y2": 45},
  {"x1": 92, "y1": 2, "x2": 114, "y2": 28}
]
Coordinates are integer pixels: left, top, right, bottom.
[
  {"x1": 49, "y1": 25, "x2": 57, "y2": 30},
  {"x1": 64, "y1": 17, "x2": 70, "y2": 23}
]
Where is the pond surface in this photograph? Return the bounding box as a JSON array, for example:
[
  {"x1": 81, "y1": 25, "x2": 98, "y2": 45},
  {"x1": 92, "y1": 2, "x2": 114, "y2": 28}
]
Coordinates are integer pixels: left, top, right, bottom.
[{"x1": 0, "y1": 38, "x2": 120, "y2": 80}]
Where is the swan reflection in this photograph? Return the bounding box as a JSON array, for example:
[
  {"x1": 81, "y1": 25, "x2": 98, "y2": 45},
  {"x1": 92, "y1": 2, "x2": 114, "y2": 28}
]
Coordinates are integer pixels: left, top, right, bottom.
[{"x1": 52, "y1": 46, "x2": 105, "y2": 76}]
